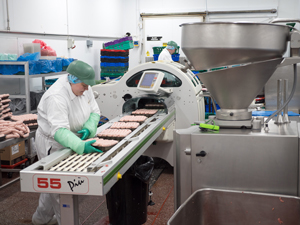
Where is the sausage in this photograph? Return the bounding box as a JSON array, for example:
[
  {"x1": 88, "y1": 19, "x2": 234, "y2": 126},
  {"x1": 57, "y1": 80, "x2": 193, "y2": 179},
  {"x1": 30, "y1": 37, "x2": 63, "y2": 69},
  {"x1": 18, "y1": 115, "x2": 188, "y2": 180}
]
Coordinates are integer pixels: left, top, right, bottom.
[
  {"x1": 12, "y1": 132, "x2": 20, "y2": 138},
  {"x1": 2, "y1": 129, "x2": 14, "y2": 135},
  {"x1": 6, "y1": 134, "x2": 18, "y2": 139},
  {"x1": 15, "y1": 125, "x2": 27, "y2": 133}
]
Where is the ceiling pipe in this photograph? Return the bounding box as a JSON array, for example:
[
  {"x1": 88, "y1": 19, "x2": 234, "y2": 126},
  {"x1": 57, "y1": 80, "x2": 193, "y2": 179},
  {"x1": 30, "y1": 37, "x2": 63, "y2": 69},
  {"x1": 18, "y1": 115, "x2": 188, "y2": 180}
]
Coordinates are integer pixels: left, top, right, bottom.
[
  {"x1": 0, "y1": 30, "x2": 121, "y2": 40},
  {"x1": 140, "y1": 9, "x2": 277, "y2": 17}
]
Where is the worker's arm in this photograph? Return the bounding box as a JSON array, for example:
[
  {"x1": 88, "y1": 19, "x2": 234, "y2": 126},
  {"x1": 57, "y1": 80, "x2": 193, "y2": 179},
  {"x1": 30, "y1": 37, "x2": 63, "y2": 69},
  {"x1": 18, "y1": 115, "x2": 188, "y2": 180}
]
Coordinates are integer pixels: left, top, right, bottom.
[
  {"x1": 45, "y1": 95, "x2": 101, "y2": 154},
  {"x1": 78, "y1": 87, "x2": 100, "y2": 140},
  {"x1": 54, "y1": 128, "x2": 102, "y2": 154}
]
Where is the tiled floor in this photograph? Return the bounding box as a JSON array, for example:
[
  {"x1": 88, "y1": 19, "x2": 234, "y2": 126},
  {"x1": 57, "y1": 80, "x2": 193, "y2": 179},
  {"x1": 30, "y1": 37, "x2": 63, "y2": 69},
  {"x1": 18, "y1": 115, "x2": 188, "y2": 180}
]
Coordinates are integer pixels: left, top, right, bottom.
[{"x1": 0, "y1": 160, "x2": 174, "y2": 225}]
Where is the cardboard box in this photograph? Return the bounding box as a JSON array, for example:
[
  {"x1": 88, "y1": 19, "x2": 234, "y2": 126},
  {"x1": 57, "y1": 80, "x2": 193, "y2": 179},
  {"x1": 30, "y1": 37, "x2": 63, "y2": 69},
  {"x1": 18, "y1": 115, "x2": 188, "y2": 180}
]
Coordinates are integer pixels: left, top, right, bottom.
[{"x1": 0, "y1": 141, "x2": 25, "y2": 165}]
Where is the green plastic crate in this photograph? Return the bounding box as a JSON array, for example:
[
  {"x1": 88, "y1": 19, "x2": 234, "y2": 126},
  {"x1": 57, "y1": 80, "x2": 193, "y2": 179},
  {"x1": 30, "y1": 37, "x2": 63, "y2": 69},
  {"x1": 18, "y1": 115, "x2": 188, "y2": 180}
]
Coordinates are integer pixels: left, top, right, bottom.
[
  {"x1": 101, "y1": 72, "x2": 124, "y2": 76},
  {"x1": 118, "y1": 40, "x2": 133, "y2": 50},
  {"x1": 101, "y1": 67, "x2": 128, "y2": 73},
  {"x1": 153, "y1": 46, "x2": 180, "y2": 54},
  {"x1": 153, "y1": 46, "x2": 165, "y2": 54}
]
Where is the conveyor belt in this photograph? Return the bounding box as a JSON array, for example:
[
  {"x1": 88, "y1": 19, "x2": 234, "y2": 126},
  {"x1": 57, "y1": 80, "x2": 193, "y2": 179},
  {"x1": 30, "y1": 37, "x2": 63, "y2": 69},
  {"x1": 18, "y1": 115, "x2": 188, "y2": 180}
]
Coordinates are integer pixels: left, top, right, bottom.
[
  {"x1": 49, "y1": 153, "x2": 103, "y2": 172},
  {"x1": 20, "y1": 105, "x2": 175, "y2": 196}
]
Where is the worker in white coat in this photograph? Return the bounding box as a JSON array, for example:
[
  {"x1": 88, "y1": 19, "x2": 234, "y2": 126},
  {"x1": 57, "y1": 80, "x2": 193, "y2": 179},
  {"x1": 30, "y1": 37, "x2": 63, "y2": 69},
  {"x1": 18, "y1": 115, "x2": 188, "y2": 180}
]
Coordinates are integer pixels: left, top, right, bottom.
[
  {"x1": 32, "y1": 60, "x2": 101, "y2": 225},
  {"x1": 158, "y1": 41, "x2": 178, "y2": 61}
]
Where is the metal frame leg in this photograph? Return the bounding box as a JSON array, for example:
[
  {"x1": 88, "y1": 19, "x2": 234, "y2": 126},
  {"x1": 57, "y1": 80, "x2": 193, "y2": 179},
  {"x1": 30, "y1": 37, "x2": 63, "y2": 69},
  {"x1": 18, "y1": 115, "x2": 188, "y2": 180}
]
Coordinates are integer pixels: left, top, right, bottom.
[{"x1": 60, "y1": 194, "x2": 79, "y2": 225}]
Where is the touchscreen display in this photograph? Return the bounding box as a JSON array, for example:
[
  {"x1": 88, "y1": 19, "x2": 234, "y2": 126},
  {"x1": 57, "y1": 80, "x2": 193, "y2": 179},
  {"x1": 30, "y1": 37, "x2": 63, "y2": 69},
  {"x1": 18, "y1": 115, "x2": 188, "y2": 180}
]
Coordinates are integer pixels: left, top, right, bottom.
[{"x1": 140, "y1": 73, "x2": 156, "y2": 88}]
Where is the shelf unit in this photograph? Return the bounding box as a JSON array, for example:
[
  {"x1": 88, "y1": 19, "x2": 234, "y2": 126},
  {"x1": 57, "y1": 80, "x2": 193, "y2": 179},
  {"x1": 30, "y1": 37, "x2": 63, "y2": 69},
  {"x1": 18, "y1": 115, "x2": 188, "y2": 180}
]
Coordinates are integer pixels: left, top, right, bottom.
[{"x1": 0, "y1": 61, "x2": 67, "y2": 113}]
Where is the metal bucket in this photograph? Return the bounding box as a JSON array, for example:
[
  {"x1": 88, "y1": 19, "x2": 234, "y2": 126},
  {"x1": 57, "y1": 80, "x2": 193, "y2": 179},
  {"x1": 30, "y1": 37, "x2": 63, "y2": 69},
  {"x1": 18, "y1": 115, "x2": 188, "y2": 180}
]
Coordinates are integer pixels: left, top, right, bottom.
[
  {"x1": 168, "y1": 188, "x2": 300, "y2": 225},
  {"x1": 180, "y1": 22, "x2": 291, "y2": 70}
]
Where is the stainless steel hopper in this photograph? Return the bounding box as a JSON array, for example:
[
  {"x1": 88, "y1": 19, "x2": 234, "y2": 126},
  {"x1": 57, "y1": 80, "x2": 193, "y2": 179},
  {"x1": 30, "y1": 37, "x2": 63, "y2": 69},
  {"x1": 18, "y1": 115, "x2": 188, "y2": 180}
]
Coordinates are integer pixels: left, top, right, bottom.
[
  {"x1": 180, "y1": 22, "x2": 290, "y2": 70},
  {"x1": 197, "y1": 58, "x2": 283, "y2": 120},
  {"x1": 180, "y1": 21, "x2": 298, "y2": 124}
]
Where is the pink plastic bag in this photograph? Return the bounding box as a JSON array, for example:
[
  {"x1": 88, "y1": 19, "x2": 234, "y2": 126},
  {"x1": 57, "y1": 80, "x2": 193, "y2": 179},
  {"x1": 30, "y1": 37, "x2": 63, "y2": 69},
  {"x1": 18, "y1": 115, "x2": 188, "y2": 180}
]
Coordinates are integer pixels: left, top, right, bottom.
[
  {"x1": 32, "y1": 39, "x2": 57, "y2": 56},
  {"x1": 32, "y1": 39, "x2": 47, "y2": 48}
]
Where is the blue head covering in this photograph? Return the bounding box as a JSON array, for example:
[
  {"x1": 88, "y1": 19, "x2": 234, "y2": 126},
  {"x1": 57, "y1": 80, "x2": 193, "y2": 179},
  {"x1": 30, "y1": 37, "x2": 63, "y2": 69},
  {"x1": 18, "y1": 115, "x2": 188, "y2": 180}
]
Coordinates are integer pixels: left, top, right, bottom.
[
  {"x1": 166, "y1": 45, "x2": 175, "y2": 50},
  {"x1": 68, "y1": 74, "x2": 82, "y2": 84}
]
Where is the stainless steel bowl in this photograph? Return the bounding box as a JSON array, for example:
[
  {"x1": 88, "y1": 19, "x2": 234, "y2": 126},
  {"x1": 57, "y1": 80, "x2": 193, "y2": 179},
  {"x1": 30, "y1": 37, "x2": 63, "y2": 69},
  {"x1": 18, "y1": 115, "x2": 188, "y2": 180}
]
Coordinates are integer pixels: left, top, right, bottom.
[{"x1": 180, "y1": 22, "x2": 291, "y2": 70}]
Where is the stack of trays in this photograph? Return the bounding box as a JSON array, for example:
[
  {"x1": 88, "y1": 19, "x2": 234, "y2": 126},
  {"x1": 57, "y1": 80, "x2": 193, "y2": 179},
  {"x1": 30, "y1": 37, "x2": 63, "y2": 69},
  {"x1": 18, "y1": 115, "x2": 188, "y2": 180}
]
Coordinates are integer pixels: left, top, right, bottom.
[
  {"x1": 100, "y1": 49, "x2": 129, "y2": 79},
  {"x1": 85, "y1": 137, "x2": 119, "y2": 152},
  {"x1": 0, "y1": 94, "x2": 12, "y2": 119},
  {"x1": 11, "y1": 114, "x2": 38, "y2": 129}
]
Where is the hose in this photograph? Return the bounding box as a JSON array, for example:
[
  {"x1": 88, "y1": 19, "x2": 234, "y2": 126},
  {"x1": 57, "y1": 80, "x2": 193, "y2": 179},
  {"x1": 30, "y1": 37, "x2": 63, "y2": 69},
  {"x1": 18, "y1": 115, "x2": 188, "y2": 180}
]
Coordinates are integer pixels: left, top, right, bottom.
[{"x1": 264, "y1": 64, "x2": 297, "y2": 127}]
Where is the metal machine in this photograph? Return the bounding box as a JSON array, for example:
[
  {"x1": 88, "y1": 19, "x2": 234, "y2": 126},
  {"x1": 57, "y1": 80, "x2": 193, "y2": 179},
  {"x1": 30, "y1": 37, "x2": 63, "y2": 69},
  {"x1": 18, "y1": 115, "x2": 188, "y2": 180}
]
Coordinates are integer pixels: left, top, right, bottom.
[
  {"x1": 175, "y1": 19, "x2": 300, "y2": 208},
  {"x1": 92, "y1": 61, "x2": 205, "y2": 166},
  {"x1": 20, "y1": 61, "x2": 205, "y2": 224}
]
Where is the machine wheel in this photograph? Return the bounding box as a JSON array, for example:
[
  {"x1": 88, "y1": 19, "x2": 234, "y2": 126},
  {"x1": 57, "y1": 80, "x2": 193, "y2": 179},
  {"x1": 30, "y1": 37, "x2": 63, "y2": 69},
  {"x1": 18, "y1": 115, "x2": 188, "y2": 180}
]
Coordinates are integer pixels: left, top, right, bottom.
[{"x1": 7, "y1": 172, "x2": 13, "y2": 178}]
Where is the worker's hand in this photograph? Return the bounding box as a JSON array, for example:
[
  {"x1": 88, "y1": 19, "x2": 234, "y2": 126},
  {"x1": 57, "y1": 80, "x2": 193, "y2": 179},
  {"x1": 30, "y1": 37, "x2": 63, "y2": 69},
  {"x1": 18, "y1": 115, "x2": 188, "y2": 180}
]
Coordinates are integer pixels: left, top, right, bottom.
[
  {"x1": 83, "y1": 140, "x2": 103, "y2": 154},
  {"x1": 77, "y1": 128, "x2": 90, "y2": 140}
]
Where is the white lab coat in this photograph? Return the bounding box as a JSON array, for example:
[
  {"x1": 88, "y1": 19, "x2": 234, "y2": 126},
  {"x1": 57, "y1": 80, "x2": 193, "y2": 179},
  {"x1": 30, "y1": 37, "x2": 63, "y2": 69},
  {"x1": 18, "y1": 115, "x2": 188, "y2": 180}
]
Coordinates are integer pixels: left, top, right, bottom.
[
  {"x1": 158, "y1": 48, "x2": 173, "y2": 61},
  {"x1": 32, "y1": 75, "x2": 100, "y2": 225}
]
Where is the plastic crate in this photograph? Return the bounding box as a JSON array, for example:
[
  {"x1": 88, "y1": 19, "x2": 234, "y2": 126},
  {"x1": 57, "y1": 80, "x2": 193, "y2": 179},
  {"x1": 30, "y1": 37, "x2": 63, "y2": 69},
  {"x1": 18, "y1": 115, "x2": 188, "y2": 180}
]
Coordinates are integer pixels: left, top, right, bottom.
[
  {"x1": 45, "y1": 78, "x2": 58, "y2": 85},
  {"x1": 101, "y1": 66, "x2": 128, "y2": 73},
  {"x1": 100, "y1": 62, "x2": 129, "y2": 67},
  {"x1": 153, "y1": 47, "x2": 165, "y2": 55},
  {"x1": 101, "y1": 49, "x2": 129, "y2": 57},
  {"x1": 172, "y1": 54, "x2": 180, "y2": 61},
  {"x1": 153, "y1": 54, "x2": 159, "y2": 61},
  {"x1": 118, "y1": 40, "x2": 134, "y2": 50},
  {"x1": 174, "y1": 46, "x2": 180, "y2": 54},
  {"x1": 100, "y1": 56, "x2": 129, "y2": 63}
]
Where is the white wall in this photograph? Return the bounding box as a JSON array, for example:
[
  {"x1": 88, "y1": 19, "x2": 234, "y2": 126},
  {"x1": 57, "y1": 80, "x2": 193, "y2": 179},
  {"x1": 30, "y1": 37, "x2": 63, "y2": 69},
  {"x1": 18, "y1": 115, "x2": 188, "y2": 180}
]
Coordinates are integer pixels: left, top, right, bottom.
[
  {"x1": 120, "y1": 0, "x2": 300, "y2": 68},
  {"x1": 0, "y1": 0, "x2": 123, "y2": 92},
  {"x1": 1, "y1": 0, "x2": 300, "y2": 91}
]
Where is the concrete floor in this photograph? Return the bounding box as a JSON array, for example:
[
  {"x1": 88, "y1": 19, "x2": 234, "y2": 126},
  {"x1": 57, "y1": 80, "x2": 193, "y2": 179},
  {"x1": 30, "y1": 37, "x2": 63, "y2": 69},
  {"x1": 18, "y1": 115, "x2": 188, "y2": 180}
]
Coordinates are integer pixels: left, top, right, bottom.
[{"x1": 0, "y1": 159, "x2": 174, "y2": 225}]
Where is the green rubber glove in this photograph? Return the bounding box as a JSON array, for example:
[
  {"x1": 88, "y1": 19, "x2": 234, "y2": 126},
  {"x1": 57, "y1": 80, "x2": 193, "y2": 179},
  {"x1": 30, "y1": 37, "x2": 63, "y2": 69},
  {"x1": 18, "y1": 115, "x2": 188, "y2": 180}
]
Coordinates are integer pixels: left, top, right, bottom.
[
  {"x1": 77, "y1": 128, "x2": 90, "y2": 140},
  {"x1": 82, "y1": 113, "x2": 100, "y2": 139},
  {"x1": 83, "y1": 140, "x2": 103, "y2": 154},
  {"x1": 54, "y1": 128, "x2": 85, "y2": 154}
]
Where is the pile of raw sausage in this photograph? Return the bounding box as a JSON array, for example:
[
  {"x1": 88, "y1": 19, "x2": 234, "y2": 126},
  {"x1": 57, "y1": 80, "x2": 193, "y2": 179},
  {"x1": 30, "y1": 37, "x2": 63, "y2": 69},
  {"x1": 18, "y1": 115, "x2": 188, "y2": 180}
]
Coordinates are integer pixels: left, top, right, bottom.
[
  {"x1": 0, "y1": 94, "x2": 12, "y2": 120},
  {"x1": 119, "y1": 115, "x2": 147, "y2": 122},
  {"x1": 132, "y1": 109, "x2": 158, "y2": 116},
  {"x1": 85, "y1": 138, "x2": 119, "y2": 148},
  {"x1": 0, "y1": 120, "x2": 30, "y2": 139},
  {"x1": 97, "y1": 129, "x2": 132, "y2": 138},
  {"x1": 110, "y1": 122, "x2": 139, "y2": 129},
  {"x1": 11, "y1": 114, "x2": 38, "y2": 129}
]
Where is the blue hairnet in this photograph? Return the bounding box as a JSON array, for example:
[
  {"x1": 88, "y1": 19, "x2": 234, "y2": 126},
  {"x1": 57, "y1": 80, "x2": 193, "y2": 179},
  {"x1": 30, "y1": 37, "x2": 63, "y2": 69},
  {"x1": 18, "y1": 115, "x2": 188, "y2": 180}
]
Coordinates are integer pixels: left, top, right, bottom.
[
  {"x1": 166, "y1": 45, "x2": 175, "y2": 50},
  {"x1": 68, "y1": 74, "x2": 82, "y2": 84}
]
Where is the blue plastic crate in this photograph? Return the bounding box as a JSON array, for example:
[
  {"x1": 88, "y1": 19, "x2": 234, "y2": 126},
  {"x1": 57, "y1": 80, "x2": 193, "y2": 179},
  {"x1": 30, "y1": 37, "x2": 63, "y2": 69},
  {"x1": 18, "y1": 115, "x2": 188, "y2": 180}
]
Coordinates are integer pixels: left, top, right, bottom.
[
  {"x1": 172, "y1": 54, "x2": 180, "y2": 61},
  {"x1": 153, "y1": 54, "x2": 159, "y2": 61}
]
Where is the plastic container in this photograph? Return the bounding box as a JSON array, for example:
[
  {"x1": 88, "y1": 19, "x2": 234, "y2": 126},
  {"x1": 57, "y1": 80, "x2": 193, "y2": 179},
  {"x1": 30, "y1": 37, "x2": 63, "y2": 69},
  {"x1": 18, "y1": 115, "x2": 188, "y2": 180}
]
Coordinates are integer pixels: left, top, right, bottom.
[
  {"x1": 23, "y1": 43, "x2": 41, "y2": 54},
  {"x1": 172, "y1": 53, "x2": 180, "y2": 61},
  {"x1": 153, "y1": 54, "x2": 159, "y2": 61},
  {"x1": 153, "y1": 46, "x2": 165, "y2": 55},
  {"x1": 106, "y1": 156, "x2": 154, "y2": 225}
]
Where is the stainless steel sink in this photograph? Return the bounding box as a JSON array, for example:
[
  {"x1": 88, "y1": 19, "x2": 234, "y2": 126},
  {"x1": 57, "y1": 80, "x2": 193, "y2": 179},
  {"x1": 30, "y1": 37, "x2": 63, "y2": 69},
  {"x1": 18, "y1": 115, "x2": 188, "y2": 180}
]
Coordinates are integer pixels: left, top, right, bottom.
[{"x1": 168, "y1": 188, "x2": 300, "y2": 225}]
